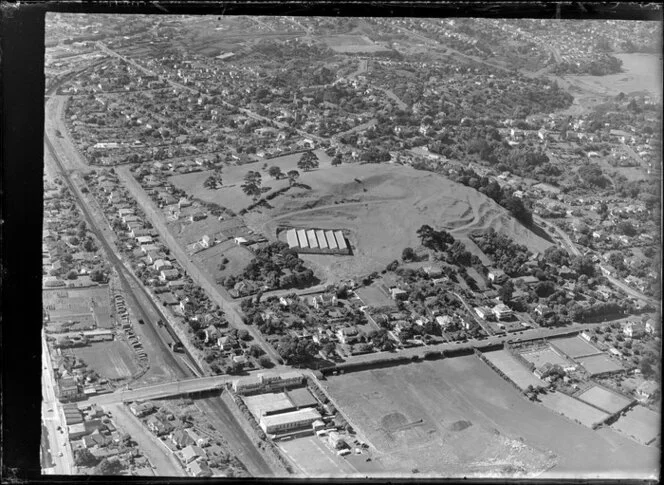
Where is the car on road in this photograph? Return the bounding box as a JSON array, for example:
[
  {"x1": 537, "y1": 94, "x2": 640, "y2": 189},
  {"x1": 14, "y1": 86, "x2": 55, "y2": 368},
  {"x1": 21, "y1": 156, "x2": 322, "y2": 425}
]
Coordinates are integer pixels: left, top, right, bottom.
[
  {"x1": 138, "y1": 319, "x2": 145, "y2": 325},
  {"x1": 58, "y1": 452, "x2": 63, "y2": 457}
]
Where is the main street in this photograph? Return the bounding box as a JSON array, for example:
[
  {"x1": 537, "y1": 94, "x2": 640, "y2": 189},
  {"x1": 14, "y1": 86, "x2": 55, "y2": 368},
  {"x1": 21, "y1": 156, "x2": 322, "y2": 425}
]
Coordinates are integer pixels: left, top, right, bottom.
[{"x1": 41, "y1": 331, "x2": 75, "y2": 475}]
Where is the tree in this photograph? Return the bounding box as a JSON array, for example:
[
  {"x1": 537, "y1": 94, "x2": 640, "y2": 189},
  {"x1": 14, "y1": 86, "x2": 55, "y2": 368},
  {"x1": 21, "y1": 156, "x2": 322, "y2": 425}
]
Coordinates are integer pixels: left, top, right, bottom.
[
  {"x1": 297, "y1": 151, "x2": 319, "y2": 171},
  {"x1": 321, "y1": 342, "x2": 337, "y2": 356},
  {"x1": 416, "y1": 225, "x2": 434, "y2": 245},
  {"x1": 617, "y1": 221, "x2": 637, "y2": 237},
  {"x1": 287, "y1": 170, "x2": 300, "y2": 186},
  {"x1": 571, "y1": 255, "x2": 596, "y2": 277},
  {"x1": 258, "y1": 355, "x2": 274, "y2": 368},
  {"x1": 331, "y1": 154, "x2": 342, "y2": 166},
  {"x1": 276, "y1": 335, "x2": 320, "y2": 365},
  {"x1": 83, "y1": 238, "x2": 97, "y2": 252},
  {"x1": 268, "y1": 166, "x2": 283, "y2": 179},
  {"x1": 90, "y1": 269, "x2": 105, "y2": 283},
  {"x1": 498, "y1": 280, "x2": 514, "y2": 302},
  {"x1": 69, "y1": 236, "x2": 80, "y2": 246},
  {"x1": 93, "y1": 458, "x2": 123, "y2": 475},
  {"x1": 248, "y1": 344, "x2": 265, "y2": 358},
  {"x1": 402, "y1": 247, "x2": 416, "y2": 261},
  {"x1": 66, "y1": 270, "x2": 78, "y2": 280},
  {"x1": 241, "y1": 171, "x2": 262, "y2": 200},
  {"x1": 75, "y1": 448, "x2": 100, "y2": 467}
]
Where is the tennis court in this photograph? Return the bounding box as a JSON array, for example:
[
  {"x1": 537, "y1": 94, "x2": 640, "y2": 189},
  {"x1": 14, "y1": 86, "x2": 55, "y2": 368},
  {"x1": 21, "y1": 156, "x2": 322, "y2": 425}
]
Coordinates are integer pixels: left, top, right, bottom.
[
  {"x1": 575, "y1": 385, "x2": 632, "y2": 414},
  {"x1": 577, "y1": 354, "x2": 624, "y2": 376},
  {"x1": 550, "y1": 336, "x2": 602, "y2": 359},
  {"x1": 482, "y1": 350, "x2": 546, "y2": 390}
]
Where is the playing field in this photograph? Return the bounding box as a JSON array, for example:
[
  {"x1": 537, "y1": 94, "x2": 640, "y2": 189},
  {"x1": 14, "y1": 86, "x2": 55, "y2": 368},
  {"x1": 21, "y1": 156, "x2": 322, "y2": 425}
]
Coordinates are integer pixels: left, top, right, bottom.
[
  {"x1": 68, "y1": 340, "x2": 138, "y2": 380},
  {"x1": 482, "y1": 350, "x2": 546, "y2": 390},
  {"x1": 550, "y1": 336, "x2": 602, "y2": 359},
  {"x1": 610, "y1": 405, "x2": 661, "y2": 446},
  {"x1": 323, "y1": 355, "x2": 658, "y2": 477},
  {"x1": 520, "y1": 347, "x2": 570, "y2": 369},
  {"x1": 575, "y1": 385, "x2": 633, "y2": 414},
  {"x1": 538, "y1": 392, "x2": 609, "y2": 428},
  {"x1": 577, "y1": 354, "x2": 624, "y2": 376},
  {"x1": 278, "y1": 435, "x2": 358, "y2": 477}
]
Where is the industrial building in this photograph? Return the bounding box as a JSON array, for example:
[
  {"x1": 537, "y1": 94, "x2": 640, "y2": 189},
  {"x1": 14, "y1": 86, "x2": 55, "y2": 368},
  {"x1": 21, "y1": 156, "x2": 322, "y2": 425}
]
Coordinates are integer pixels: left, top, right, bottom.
[
  {"x1": 284, "y1": 228, "x2": 350, "y2": 255},
  {"x1": 259, "y1": 407, "x2": 322, "y2": 435},
  {"x1": 232, "y1": 371, "x2": 304, "y2": 394}
]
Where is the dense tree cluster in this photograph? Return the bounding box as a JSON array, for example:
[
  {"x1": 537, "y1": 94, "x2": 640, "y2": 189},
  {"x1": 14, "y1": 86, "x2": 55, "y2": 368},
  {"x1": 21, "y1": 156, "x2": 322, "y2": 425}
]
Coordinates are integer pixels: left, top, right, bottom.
[
  {"x1": 276, "y1": 334, "x2": 320, "y2": 365},
  {"x1": 240, "y1": 242, "x2": 315, "y2": 290},
  {"x1": 471, "y1": 228, "x2": 531, "y2": 276}
]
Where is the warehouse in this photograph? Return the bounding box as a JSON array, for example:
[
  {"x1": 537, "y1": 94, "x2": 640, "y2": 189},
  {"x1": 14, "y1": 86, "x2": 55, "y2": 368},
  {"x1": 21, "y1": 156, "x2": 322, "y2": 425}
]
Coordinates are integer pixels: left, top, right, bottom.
[
  {"x1": 316, "y1": 230, "x2": 329, "y2": 251},
  {"x1": 244, "y1": 392, "x2": 295, "y2": 419},
  {"x1": 297, "y1": 229, "x2": 309, "y2": 249},
  {"x1": 286, "y1": 229, "x2": 299, "y2": 249},
  {"x1": 259, "y1": 407, "x2": 322, "y2": 435},
  {"x1": 281, "y1": 227, "x2": 351, "y2": 255},
  {"x1": 325, "y1": 230, "x2": 338, "y2": 250},
  {"x1": 306, "y1": 230, "x2": 318, "y2": 249}
]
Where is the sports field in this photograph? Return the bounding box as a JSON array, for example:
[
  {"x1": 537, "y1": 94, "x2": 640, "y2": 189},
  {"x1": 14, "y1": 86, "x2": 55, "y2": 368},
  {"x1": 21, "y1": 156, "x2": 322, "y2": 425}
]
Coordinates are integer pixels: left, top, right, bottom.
[
  {"x1": 575, "y1": 385, "x2": 632, "y2": 414},
  {"x1": 322, "y1": 35, "x2": 390, "y2": 53},
  {"x1": 538, "y1": 392, "x2": 609, "y2": 428},
  {"x1": 323, "y1": 355, "x2": 660, "y2": 477},
  {"x1": 550, "y1": 336, "x2": 602, "y2": 359},
  {"x1": 69, "y1": 340, "x2": 138, "y2": 380},
  {"x1": 610, "y1": 405, "x2": 660, "y2": 446},
  {"x1": 577, "y1": 354, "x2": 624, "y2": 376},
  {"x1": 482, "y1": 350, "x2": 546, "y2": 390},
  {"x1": 278, "y1": 436, "x2": 358, "y2": 477},
  {"x1": 520, "y1": 347, "x2": 570, "y2": 369}
]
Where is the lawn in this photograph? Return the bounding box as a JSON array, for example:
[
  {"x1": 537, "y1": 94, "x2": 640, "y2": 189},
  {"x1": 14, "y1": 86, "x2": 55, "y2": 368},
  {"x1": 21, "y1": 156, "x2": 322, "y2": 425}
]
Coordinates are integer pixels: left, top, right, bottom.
[
  {"x1": 538, "y1": 391, "x2": 609, "y2": 428},
  {"x1": 577, "y1": 354, "x2": 624, "y2": 376},
  {"x1": 575, "y1": 385, "x2": 633, "y2": 414},
  {"x1": 278, "y1": 435, "x2": 358, "y2": 477},
  {"x1": 194, "y1": 239, "x2": 255, "y2": 283},
  {"x1": 610, "y1": 405, "x2": 661, "y2": 445},
  {"x1": 355, "y1": 285, "x2": 396, "y2": 309},
  {"x1": 520, "y1": 347, "x2": 570, "y2": 369},
  {"x1": 324, "y1": 356, "x2": 657, "y2": 478},
  {"x1": 550, "y1": 336, "x2": 602, "y2": 359},
  {"x1": 482, "y1": 349, "x2": 546, "y2": 390},
  {"x1": 69, "y1": 340, "x2": 138, "y2": 380}
]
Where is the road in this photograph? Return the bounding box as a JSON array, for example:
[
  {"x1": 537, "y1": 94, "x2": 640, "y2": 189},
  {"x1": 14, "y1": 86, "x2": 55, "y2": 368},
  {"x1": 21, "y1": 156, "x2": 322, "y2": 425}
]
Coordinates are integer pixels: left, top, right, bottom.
[
  {"x1": 195, "y1": 395, "x2": 275, "y2": 476},
  {"x1": 105, "y1": 402, "x2": 185, "y2": 476},
  {"x1": 44, "y1": 132, "x2": 197, "y2": 383},
  {"x1": 116, "y1": 166, "x2": 285, "y2": 366},
  {"x1": 452, "y1": 291, "x2": 495, "y2": 336},
  {"x1": 41, "y1": 331, "x2": 75, "y2": 475},
  {"x1": 534, "y1": 215, "x2": 659, "y2": 306}
]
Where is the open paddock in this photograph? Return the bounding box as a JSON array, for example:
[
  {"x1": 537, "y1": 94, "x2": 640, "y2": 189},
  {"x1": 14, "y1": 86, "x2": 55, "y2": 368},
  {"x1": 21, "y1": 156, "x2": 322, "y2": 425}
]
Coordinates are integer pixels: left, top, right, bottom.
[
  {"x1": 575, "y1": 385, "x2": 632, "y2": 414},
  {"x1": 550, "y1": 335, "x2": 602, "y2": 359},
  {"x1": 168, "y1": 214, "x2": 226, "y2": 246},
  {"x1": 610, "y1": 405, "x2": 660, "y2": 445},
  {"x1": 482, "y1": 349, "x2": 545, "y2": 390},
  {"x1": 43, "y1": 286, "x2": 110, "y2": 320},
  {"x1": 355, "y1": 285, "x2": 396, "y2": 309},
  {"x1": 168, "y1": 150, "x2": 332, "y2": 214},
  {"x1": 322, "y1": 35, "x2": 390, "y2": 53},
  {"x1": 577, "y1": 354, "x2": 624, "y2": 377},
  {"x1": 67, "y1": 340, "x2": 138, "y2": 380},
  {"x1": 193, "y1": 238, "x2": 254, "y2": 282},
  {"x1": 520, "y1": 347, "x2": 570, "y2": 369},
  {"x1": 246, "y1": 162, "x2": 552, "y2": 283},
  {"x1": 539, "y1": 392, "x2": 609, "y2": 428},
  {"x1": 278, "y1": 435, "x2": 358, "y2": 477},
  {"x1": 322, "y1": 355, "x2": 657, "y2": 477}
]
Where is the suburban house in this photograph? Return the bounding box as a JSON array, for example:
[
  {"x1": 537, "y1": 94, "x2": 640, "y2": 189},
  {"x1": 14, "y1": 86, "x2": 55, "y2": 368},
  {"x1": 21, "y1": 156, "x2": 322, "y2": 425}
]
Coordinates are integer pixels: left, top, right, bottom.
[
  {"x1": 534, "y1": 304, "x2": 554, "y2": 318},
  {"x1": 492, "y1": 303, "x2": 513, "y2": 321},
  {"x1": 336, "y1": 326, "x2": 359, "y2": 344},
  {"x1": 146, "y1": 415, "x2": 173, "y2": 436},
  {"x1": 153, "y1": 259, "x2": 172, "y2": 271},
  {"x1": 487, "y1": 268, "x2": 508, "y2": 284},
  {"x1": 636, "y1": 381, "x2": 659, "y2": 400},
  {"x1": 160, "y1": 268, "x2": 180, "y2": 281},
  {"x1": 129, "y1": 402, "x2": 156, "y2": 418},
  {"x1": 435, "y1": 315, "x2": 453, "y2": 328},
  {"x1": 645, "y1": 319, "x2": 660, "y2": 335},
  {"x1": 390, "y1": 288, "x2": 408, "y2": 300},
  {"x1": 170, "y1": 429, "x2": 195, "y2": 449},
  {"x1": 311, "y1": 293, "x2": 337, "y2": 309},
  {"x1": 623, "y1": 322, "x2": 645, "y2": 339},
  {"x1": 188, "y1": 460, "x2": 213, "y2": 478},
  {"x1": 182, "y1": 444, "x2": 207, "y2": 464},
  {"x1": 474, "y1": 306, "x2": 492, "y2": 320}
]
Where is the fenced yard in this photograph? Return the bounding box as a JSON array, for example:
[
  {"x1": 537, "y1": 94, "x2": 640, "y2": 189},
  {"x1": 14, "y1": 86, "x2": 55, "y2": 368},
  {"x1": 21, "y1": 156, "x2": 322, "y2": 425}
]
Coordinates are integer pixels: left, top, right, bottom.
[
  {"x1": 482, "y1": 349, "x2": 545, "y2": 390},
  {"x1": 575, "y1": 385, "x2": 632, "y2": 414},
  {"x1": 610, "y1": 405, "x2": 660, "y2": 445}
]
